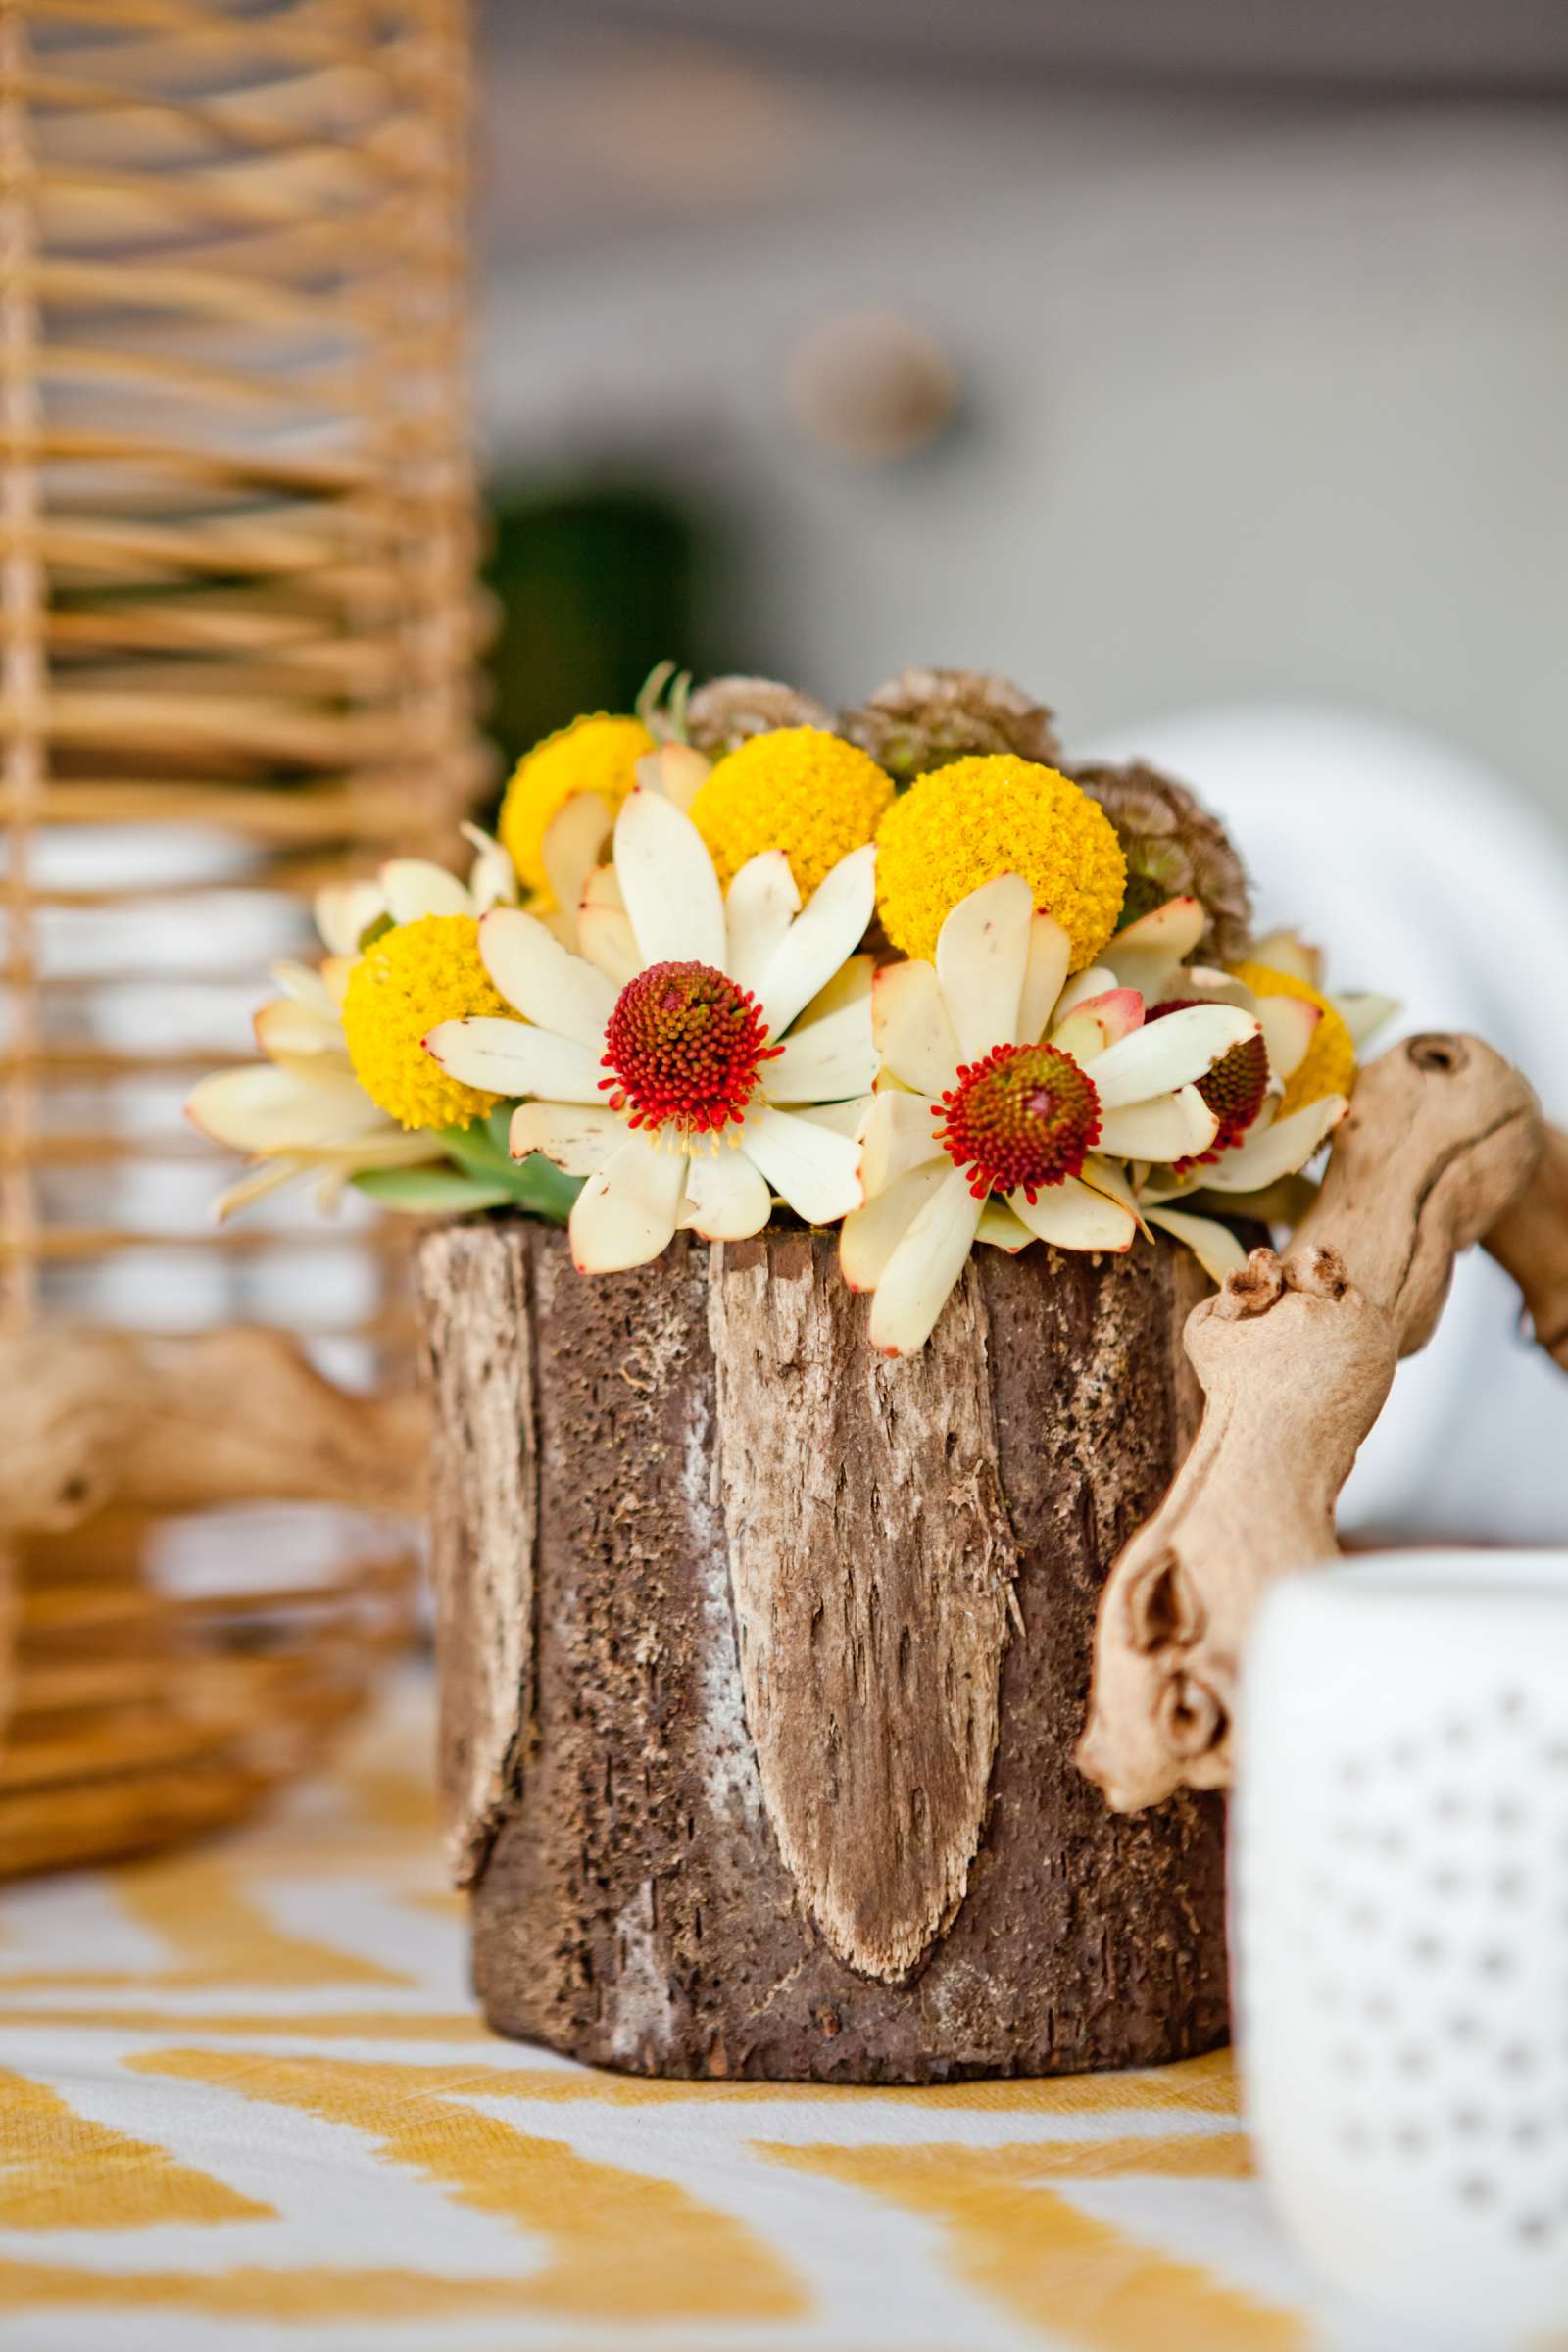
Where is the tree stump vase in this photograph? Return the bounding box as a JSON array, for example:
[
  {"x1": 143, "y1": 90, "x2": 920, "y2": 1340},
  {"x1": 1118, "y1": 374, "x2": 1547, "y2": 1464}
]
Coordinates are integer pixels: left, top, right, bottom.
[{"x1": 416, "y1": 1217, "x2": 1229, "y2": 2083}]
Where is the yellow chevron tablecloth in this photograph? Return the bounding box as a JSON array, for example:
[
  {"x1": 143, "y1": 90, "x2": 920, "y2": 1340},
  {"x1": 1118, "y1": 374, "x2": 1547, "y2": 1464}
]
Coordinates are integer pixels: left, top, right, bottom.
[{"x1": 0, "y1": 1672, "x2": 1339, "y2": 2352}]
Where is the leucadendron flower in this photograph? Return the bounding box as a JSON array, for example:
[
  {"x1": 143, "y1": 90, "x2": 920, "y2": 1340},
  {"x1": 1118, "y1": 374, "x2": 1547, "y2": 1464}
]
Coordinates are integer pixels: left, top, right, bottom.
[
  {"x1": 842, "y1": 874, "x2": 1262, "y2": 1354},
  {"x1": 423, "y1": 791, "x2": 879, "y2": 1274}
]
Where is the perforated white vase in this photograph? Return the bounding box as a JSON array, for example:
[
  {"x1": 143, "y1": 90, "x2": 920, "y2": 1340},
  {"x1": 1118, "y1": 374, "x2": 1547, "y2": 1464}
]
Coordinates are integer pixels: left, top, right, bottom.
[{"x1": 1234, "y1": 1553, "x2": 1568, "y2": 2348}]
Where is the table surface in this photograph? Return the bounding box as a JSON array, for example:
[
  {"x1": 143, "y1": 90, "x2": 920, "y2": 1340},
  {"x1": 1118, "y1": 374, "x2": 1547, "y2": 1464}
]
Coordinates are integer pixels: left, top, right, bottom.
[{"x1": 0, "y1": 1672, "x2": 1345, "y2": 2352}]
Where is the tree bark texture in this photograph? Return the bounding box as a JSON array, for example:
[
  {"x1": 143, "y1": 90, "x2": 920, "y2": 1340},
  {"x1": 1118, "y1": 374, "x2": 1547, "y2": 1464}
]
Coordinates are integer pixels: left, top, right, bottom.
[{"x1": 417, "y1": 1217, "x2": 1229, "y2": 2083}]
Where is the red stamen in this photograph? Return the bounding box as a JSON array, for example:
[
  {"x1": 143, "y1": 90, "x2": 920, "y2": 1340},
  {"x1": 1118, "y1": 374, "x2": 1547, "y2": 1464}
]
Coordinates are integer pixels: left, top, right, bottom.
[
  {"x1": 933, "y1": 1041, "x2": 1102, "y2": 1201},
  {"x1": 600, "y1": 959, "x2": 779, "y2": 1140}
]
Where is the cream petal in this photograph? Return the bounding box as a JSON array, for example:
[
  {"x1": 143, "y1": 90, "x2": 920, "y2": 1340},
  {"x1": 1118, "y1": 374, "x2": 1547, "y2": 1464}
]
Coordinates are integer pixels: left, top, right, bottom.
[
  {"x1": 1097, "y1": 1088, "x2": 1219, "y2": 1161},
  {"x1": 679, "y1": 1147, "x2": 771, "y2": 1241},
  {"x1": 934, "y1": 873, "x2": 1033, "y2": 1059},
  {"x1": 270, "y1": 959, "x2": 341, "y2": 1022},
  {"x1": 423, "y1": 1017, "x2": 604, "y2": 1104},
  {"x1": 541, "y1": 791, "x2": 612, "y2": 924},
  {"x1": 509, "y1": 1100, "x2": 625, "y2": 1175},
  {"x1": 871, "y1": 960, "x2": 961, "y2": 1098},
  {"x1": 755, "y1": 843, "x2": 876, "y2": 1040},
  {"x1": 739, "y1": 1103, "x2": 862, "y2": 1224},
  {"x1": 1145, "y1": 1203, "x2": 1250, "y2": 1284},
  {"x1": 839, "y1": 1160, "x2": 949, "y2": 1291},
  {"x1": 1337, "y1": 990, "x2": 1401, "y2": 1050},
  {"x1": 1196, "y1": 1094, "x2": 1348, "y2": 1190},
  {"x1": 462, "y1": 822, "x2": 516, "y2": 913},
  {"x1": 1018, "y1": 912, "x2": 1073, "y2": 1046},
  {"x1": 214, "y1": 1155, "x2": 312, "y2": 1222},
  {"x1": 581, "y1": 862, "x2": 626, "y2": 913},
  {"x1": 1086, "y1": 1004, "x2": 1258, "y2": 1106},
  {"x1": 381, "y1": 858, "x2": 472, "y2": 924},
  {"x1": 976, "y1": 1200, "x2": 1033, "y2": 1252},
  {"x1": 308, "y1": 1127, "x2": 444, "y2": 1170},
  {"x1": 254, "y1": 996, "x2": 343, "y2": 1060},
  {"x1": 763, "y1": 997, "x2": 878, "y2": 1104},
  {"x1": 792, "y1": 1095, "x2": 873, "y2": 1137},
  {"x1": 638, "y1": 742, "x2": 710, "y2": 811},
  {"x1": 796, "y1": 953, "x2": 873, "y2": 1031},
  {"x1": 614, "y1": 788, "x2": 726, "y2": 972},
  {"x1": 186, "y1": 1064, "x2": 387, "y2": 1153},
  {"x1": 724, "y1": 851, "x2": 800, "y2": 995},
  {"x1": 867, "y1": 1167, "x2": 985, "y2": 1356},
  {"x1": 1250, "y1": 926, "x2": 1320, "y2": 984},
  {"x1": 857, "y1": 1088, "x2": 942, "y2": 1197},
  {"x1": 314, "y1": 878, "x2": 385, "y2": 958},
  {"x1": 568, "y1": 1132, "x2": 686, "y2": 1273},
  {"x1": 576, "y1": 902, "x2": 641, "y2": 988},
  {"x1": 1105, "y1": 895, "x2": 1204, "y2": 972},
  {"x1": 1257, "y1": 994, "x2": 1321, "y2": 1082},
  {"x1": 1050, "y1": 987, "x2": 1145, "y2": 1065},
  {"x1": 1050, "y1": 963, "x2": 1119, "y2": 1023},
  {"x1": 1008, "y1": 1177, "x2": 1136, "y2": 1254},
  {"x1": 478, "y1": 906, "x2": 616, "y2": 1044},
  {"x1": 1077, "y1": 1152, "x2": 1154, "y2": 1238}
]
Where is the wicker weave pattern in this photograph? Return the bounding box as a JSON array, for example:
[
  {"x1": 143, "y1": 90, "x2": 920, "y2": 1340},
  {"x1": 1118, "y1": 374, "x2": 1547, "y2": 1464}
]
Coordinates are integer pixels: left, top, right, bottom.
[{"x1": 0, "y1": 0, "x2": 480, "y2": 1872}]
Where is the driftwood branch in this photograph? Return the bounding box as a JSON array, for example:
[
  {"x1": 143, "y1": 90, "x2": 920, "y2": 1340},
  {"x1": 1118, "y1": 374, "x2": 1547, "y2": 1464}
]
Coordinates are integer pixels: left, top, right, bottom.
[
  {"x1": 1485, "y1": 1120, "x2": 1568, "y2": 1376},
  {"x1": 0, "y1": 1325, "x2": 426, "y2": 1534},
  {"x1": 1079, "y1": 1034, "x2": 1544, "y2": 1812}
]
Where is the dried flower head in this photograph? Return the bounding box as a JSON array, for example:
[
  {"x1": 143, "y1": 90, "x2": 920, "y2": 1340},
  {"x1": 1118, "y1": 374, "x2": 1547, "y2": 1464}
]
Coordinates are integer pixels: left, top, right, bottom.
[
  {"x1": 1073, "y1": 760, "x2": 1252, "y2": 963},
  {"x1": 842, "y1": 666, "x2": 1060, "y2": 780},
  {"x1": 684, "y1": 676, "x2": 836, "y2": 757}
]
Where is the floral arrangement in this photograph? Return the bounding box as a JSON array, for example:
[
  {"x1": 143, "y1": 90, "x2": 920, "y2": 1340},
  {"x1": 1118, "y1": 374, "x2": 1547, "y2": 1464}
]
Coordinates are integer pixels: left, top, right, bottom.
[{"x1": 188, "y1": 666, "x2": 1392, "y2": 1354}]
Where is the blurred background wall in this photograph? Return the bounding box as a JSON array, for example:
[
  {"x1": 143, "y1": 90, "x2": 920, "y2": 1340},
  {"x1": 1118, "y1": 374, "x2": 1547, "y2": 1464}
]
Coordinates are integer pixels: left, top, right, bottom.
[{"x1": 475, "y1": 0, "x2": 1568, "y2": 830}]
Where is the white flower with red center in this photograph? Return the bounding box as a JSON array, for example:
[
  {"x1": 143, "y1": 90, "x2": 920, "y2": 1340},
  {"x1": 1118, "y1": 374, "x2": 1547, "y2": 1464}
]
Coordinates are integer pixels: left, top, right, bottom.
[
  {"x1": 423, "y1": 791, "x2": 878, "y2": 1273},
  {"x1": 842, "y1": 874, "x2": 1263, "y2": 1354}
]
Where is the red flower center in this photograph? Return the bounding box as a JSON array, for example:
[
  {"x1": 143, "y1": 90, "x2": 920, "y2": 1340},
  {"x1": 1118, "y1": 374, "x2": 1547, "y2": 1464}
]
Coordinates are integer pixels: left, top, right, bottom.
[
  {"x1": 1150, "y1": 997, "x2": 1268, "y2": 1164},
  {"x1": 600, "y1": 959, "x2": 779, "y2": 1139},
  {"x1": 934, "y1": 1042, "x2": 1102, "y2": 1201}
]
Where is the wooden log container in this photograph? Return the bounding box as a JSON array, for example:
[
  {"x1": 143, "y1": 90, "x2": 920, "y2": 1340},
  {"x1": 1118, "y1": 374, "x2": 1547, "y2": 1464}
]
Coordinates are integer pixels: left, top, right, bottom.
[{"x1": 419, "y1": 1218, "x2": 1233, "y2": 2082}]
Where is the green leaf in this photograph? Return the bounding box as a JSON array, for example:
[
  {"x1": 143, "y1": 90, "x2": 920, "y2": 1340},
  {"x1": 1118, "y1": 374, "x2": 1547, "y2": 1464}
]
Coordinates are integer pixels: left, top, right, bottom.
[
  {"x1": 435, "y1": 1111, "x2": 583, "y2": 1225},
  {"x1": 351, "y1": 1166, "x2": 513, "y2": 1215}
]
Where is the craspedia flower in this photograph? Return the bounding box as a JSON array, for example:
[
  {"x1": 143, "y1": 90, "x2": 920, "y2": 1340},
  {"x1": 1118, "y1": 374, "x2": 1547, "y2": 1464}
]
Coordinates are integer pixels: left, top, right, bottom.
[
  {"x1": 689, "y1": 725, "x2": 895, "y2": 897},
  {"x1": 683, "y1": 676, "x2": 834, "y2": 757},
  {"x1": 342, "y1": 914, "x2": 510, "y2": 1130},
  {"x1": 1075, "y1": 760, "x2": 1252, "y2": 962},
  {"x1": 875, "y1": 755, "x2": 1125, "y2": 970},
  {"x1": 1230, "y1": 959, "x2": 1356, "y2": 1116},
  {"x1": 497, "y1": 714, "x2": 654, "y2": 896},
  {"x1": 842, "y1": 666, "x2": 1060, "y2": 780}
]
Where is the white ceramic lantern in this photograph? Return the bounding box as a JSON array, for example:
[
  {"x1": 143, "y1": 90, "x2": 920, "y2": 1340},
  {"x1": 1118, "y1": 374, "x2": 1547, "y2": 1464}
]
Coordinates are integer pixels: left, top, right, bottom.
[{"x1": 1234, "y1": 1552, "x2": 1568, "y2": 2347}]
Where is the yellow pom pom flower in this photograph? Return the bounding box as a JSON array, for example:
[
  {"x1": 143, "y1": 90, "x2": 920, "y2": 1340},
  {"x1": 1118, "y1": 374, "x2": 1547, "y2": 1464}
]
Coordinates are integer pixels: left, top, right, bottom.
[
  {"x1": 688, "y1": 726, "x2": 895, "y2": 898},
  {"x1": 875, "y1": 754, "x2": 1126, "y2": 970},
  {"x1": 1230, "y1": 959, "x2": 1356, "y2": 1115},
  {"x1": 497, "y1": 714, "x2": 655, "y2": 896},
  {"x1": 342, "y1": 914, "x2": 510, "y2": 1131}
]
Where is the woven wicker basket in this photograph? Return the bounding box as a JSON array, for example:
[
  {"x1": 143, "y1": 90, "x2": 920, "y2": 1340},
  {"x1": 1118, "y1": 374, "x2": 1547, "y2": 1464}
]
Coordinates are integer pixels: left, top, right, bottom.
[{"x1": 0, "y1": 0, "x2": 480, "y2": 1874}]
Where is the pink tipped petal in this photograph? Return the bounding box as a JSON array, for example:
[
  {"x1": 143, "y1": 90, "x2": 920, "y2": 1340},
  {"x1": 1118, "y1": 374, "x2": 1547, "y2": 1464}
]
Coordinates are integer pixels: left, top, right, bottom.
[
  {"x1": 680, "y1": 1148, "x2": 771, "y2": 1241},
  {"x1": 1256, "y1": 994, "x2": 1321, "y2": 1083},
  {"x1": 975, "y1": 1200, "x2": 1034, "y2": 1253},
  {"x1": 755, "y1": 843, "x2": 877, "y2": 1040},
  {"x1": 1050, "y1": 988, "x2": 1146, "y2": 1065},
  {"x1": 423, "y1": 1017, "x2": 604, "y2": 1104},
  {"x1": 575, "y1": 901, "x2": 641, "y2": 988},
  {"x1": 1145, "y1": 1203, "x2": 1250, "y2": 1285},
  {"x1": 866, "y1": 1168, "x2": 985, "y2": 1355},
  {"x1": 1085, "y1": 1003, "x2": 1258, "y2": 1107},
  {"x1": 1008, "y1": 1177, "x2": 1136, "y2": 1254},
  {"x1": 724, "y1": 851, "x2": 801, "y2": 995},
  {"x1": 568, "y1": 1133, "x2": 686, "y2": 1273},
  {"x1": 934, "y1": 873, "x2": 1034, "y2": 1059},
  {"x1": 1097, "y1": 1087, "x2": 1220, "y2": 1162},
  {"x1": 479, "y1": 906, "x2": 616, "y2": 1043},
  {"x1": 1017, "y1": 912, "x2": 1072, "y2": 1046},
  {"x1": 763, "y1": 996, "x2": 878, "y2": 1103},
  {"x1": 1112, "y1": 895, "x2": 1205, "y2": 958},
  {"x1": 613, "y1": 788, "x2": 726, "y2": 972},
  {"x1": 839, "y1": 1160, "x2": 950, "y2": 1291},
  {"x1": 871, "y1": 960, "x2": 961, "y2": 1099},
  {"x1": 1050, "y1": 964, "x2": 1119, "y2": 1023},
  {"x1": 1195, "y1": 1094, "x2": 1348, "y2": 1191},
  {"x1": 740, "y1": 1103, "x2": 862, "y2": 1225},
  {"x1": 541, "y1": 791, "x2": 613, "y2": 922},
  {"x1": 380, "y1": 858, "x2": 472, "y2": 925},
  {"x1": 509, "y1": 1101, "x2": 624, "y2": 1175},
  {"x1": 857, "y1": 1087, "x2": 944, "y2": 1196}
]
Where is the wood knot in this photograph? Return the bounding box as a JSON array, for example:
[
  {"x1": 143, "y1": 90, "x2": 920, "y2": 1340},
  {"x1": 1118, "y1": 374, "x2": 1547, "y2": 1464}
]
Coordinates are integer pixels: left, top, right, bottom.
[{"x1": 1405, "y1": 1033, "x2": 1468, "y2": 1075}]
